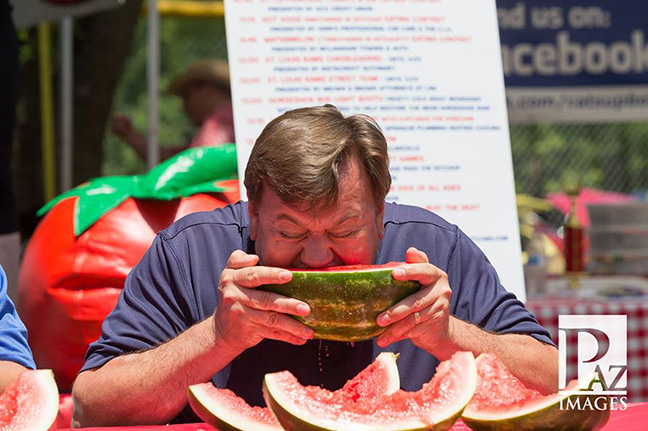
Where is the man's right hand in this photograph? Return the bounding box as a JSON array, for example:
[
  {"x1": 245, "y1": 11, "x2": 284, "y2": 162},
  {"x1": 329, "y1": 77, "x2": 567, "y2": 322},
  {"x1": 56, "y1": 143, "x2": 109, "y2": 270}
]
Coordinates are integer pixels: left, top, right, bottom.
[
  {"x1": 213, "y1": 250, "x2": 313, "y2": 355},
  {"x1": 111, "y1": 114, "x2": 135, "y2": 140}
]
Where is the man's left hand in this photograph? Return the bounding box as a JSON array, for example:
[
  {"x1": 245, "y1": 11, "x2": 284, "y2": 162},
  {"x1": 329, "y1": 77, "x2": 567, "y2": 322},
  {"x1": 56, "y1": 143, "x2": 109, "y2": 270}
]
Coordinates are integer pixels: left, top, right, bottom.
[{"x1": 376, "y1": 247, "x2": 453, "y2": 353}]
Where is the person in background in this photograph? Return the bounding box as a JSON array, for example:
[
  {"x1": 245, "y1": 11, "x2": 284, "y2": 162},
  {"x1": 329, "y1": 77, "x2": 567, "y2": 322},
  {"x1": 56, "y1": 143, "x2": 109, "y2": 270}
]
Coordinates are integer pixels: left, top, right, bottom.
[
  {"x1": 0, "y1": 263, "x2": 36, "y2": 392},
  {"x1": 112, "y1": 59, "x2": 235, "y2": 161},
  {"x1": 0, "y1": 0, "x2": 22, "y2": 298}
]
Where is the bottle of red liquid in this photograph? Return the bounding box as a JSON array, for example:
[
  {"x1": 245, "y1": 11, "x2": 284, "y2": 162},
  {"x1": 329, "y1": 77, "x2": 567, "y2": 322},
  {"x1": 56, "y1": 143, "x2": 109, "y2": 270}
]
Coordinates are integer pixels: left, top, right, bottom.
[{"x1": 564, "y1": 185, "x2": 584, "y2": 274}]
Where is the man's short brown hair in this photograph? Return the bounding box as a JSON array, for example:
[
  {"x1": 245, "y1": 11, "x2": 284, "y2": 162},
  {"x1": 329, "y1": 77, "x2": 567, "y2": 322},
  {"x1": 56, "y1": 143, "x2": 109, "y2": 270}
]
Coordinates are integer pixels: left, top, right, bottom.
[{"x1": 244, "y1": 105, "x2": 391, "y2": 211}]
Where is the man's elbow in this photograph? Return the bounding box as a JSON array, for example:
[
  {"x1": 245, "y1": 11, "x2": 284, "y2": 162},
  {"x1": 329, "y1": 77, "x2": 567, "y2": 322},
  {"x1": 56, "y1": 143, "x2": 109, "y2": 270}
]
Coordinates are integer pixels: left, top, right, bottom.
[
  {"x1": 71, "y1": 371, "x2": 101, "y2": 428},
  {"x1": 536, "y1": 341, "x2": 560, "y2": 394}
]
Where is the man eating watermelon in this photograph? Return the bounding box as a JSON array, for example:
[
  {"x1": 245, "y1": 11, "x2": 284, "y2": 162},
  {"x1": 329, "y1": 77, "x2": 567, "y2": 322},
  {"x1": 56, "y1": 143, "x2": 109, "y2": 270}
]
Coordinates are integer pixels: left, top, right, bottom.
[{"x1": 72, "y1": 105, "x2": 558, "y2": 427}]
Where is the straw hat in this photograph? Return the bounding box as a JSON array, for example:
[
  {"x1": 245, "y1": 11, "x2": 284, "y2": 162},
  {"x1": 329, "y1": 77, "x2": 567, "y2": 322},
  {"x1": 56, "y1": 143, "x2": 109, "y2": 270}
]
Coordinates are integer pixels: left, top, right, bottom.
[{"x1": 168, "y1": 59, "x2": 231, "y2": 96}]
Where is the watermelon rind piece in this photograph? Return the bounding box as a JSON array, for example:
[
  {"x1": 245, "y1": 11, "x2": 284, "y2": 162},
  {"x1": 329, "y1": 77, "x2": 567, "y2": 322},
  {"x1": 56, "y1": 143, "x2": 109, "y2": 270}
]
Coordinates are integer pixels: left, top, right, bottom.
[
  {"x1": 376, "y1": 352, "x2": 401, "y2": 395},
  {"x1": 422, "y1": 351, "x2": 479, "y2": 431},
  {"x1": 186, "y1": 352, "x2": 400, "y2": 431},
  {"x1": 462, "y1": 359, "x2": 611, "y2": 431},
  {"x1": 260, "y1": 263, "x2": 420, "y2": 342},
  {"x1": 187, "y1": 385, "x2": 283, "y2": 431},
  {"x1": 337, "y1": 351, "x2": 401, "y2": 399},
  {"x1": 263, "y1": 351, "x2": 477, "y2": 431},
  {"x1": 0, "y1": 369, "x2": 59, "y2": 431}
]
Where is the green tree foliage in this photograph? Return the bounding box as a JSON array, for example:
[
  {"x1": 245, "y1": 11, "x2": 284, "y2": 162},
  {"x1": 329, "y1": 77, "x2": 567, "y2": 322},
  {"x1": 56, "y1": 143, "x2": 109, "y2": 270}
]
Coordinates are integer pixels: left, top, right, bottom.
[
  {"x1": 103, "y1": 15, "x2": 648, "y2": 198},
  {"x1": 103, "y1": 16, "x2": 227, "y2": 176},
  {"x1": 510, "y1": 123, "x2": 648, "y2": 197}
]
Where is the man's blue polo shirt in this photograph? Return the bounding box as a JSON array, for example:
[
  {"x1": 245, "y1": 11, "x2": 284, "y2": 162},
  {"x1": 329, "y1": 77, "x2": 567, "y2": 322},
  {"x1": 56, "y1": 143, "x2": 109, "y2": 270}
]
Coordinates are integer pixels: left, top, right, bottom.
[
  {"x1": 0, "y1": 265, "x2": 36, "y2": 369},
  {"x1": 82, "y1": 201, "x2": 552, "y2": 422}
]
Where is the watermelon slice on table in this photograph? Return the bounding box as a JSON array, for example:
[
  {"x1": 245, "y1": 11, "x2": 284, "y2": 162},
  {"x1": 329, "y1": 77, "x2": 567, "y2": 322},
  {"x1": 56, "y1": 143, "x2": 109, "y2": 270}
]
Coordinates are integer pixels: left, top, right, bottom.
[
  {"x1": 462, "y1": 354, "x2": 610, "y2": 431},
  {"x1": 188, "y1": 388, "x2": 281, "y2": 431},
  {"x1": 260, "y1": 262, "x2": 420, "y2": 342},
  {"x1": 188, "y1": 352, "x2": 400, "y2": 431},
  {"x1": 0, "y1": 370, "x2": 59, "y2": 431},
  {"x1": 263, "y1": 351, "x2": 477, "y2": 431}
]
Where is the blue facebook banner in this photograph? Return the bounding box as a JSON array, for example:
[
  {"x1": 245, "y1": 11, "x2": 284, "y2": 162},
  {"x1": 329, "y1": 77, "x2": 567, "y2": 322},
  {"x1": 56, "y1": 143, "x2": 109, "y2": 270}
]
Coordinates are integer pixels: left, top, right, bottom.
[{"x1": 497, "y1": 1, "x2": 648, "y2": 87}]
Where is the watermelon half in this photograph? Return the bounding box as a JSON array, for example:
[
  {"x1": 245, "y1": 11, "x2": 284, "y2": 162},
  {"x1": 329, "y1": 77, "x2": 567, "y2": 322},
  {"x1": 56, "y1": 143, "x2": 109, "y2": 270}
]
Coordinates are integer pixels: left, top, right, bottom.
[
  {"x1": 462, "y1": 354, "x2": 611, "y2": 431},
  {"x1": 263, "y1": 351, "x2": 477, "y2": 431},
  {"x1": 188, "y1": 351, "x2": 400, "y2": 431},
  {"x1": 260, "y1": 262, "x2": 420, "y2": 341},
  {"x1": 0, "y1": 370, "x2": 59, "y2": 431}
]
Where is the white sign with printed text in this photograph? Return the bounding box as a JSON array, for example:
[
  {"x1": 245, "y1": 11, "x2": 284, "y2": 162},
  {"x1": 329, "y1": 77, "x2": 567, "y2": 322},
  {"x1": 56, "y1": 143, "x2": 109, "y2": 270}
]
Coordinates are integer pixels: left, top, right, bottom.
[{"x1": 225, "y1": 0, "x2": 525, "y2": 298}]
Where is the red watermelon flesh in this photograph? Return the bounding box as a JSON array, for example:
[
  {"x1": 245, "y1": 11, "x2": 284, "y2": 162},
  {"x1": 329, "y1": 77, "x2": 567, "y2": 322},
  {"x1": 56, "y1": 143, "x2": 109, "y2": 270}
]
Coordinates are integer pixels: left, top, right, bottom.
[
  {"x1": 468, "y1": 353, "x2": 543, "y2": 410},
  {"x1": 188, "y1": 351, "x2": 400, "y2": 431},
  {"x1": 292, "y1": 262, "x2": 406, "y2": 272},
  {"x1": 264, "y1": 351, "x2": 477, "y2": 431},
  {"x1": 462, "y1": 354, "x2": 610, "y2": 431},
  {"x1": 0, "y1": 370, "x2": 59, "y2": 431},
  {"x1": 338, "y1": 351, "x2": 401, "y2": 402}
]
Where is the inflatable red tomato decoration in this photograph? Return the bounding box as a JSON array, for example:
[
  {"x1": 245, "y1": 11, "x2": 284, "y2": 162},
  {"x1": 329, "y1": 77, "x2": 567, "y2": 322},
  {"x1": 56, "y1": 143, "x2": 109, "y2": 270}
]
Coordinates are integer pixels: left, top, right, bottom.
[{"x1": 18, "y1": 146, "x2": 240, "y2": 390}]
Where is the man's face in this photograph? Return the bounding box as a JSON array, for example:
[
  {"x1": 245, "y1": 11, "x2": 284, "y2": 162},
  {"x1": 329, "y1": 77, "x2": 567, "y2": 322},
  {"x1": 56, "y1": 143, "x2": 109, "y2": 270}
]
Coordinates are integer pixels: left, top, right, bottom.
[{"x1": 248, "y1": 159, "x2": 385, "y2": 269}]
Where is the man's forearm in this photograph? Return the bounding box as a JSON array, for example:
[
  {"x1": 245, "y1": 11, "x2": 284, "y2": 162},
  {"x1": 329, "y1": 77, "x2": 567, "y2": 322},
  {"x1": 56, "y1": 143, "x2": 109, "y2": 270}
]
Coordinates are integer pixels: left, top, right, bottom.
[
  {"x1": 72, "y1": 317, "x2": 241, "y2": 427},
  {"x1": 433, "y1": 317, "x2": 559, "y2": 394}
]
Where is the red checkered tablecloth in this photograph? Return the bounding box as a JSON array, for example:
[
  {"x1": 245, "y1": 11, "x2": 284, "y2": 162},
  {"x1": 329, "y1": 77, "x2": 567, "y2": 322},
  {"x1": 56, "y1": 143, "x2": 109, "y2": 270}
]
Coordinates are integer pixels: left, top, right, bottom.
[{"x1": 527, "y1": 296, "x2": 648, "y2": 402}]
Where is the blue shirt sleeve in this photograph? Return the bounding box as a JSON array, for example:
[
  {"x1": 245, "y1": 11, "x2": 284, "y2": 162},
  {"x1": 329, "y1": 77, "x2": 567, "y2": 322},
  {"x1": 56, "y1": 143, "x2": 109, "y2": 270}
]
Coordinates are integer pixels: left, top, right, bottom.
[
  {"x1": 448, "y1": 229, "x2": 554, "y2": 346},
  {"x1": 81, "y1": 233, "x2": 198, "y2": 371},
  {"x1": 0, "y1": 265, "x2": 36, "y2": 369}
]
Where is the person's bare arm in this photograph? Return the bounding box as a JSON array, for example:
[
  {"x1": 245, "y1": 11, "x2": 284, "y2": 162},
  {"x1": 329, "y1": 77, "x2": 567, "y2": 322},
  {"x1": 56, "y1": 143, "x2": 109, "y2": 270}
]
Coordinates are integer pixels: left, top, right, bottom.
[
  {"x1": 0, "y1": 361, "x2": 28, "y2": 393},
  {"x1": 112, "y1": 114, "x2": 188, "y2": 162},
  {"x1": 73, "y1": 317, "x2": 232, "y2": 427},
  {"x1": 436, "y1": 318, "x2": 558, "y2": 393},
  {"x1": 377, "y1": 247, "x2": 558, "y2": 395},
  {"x1": 72, "y1": 251, "x2": 312, "y2": 428}
]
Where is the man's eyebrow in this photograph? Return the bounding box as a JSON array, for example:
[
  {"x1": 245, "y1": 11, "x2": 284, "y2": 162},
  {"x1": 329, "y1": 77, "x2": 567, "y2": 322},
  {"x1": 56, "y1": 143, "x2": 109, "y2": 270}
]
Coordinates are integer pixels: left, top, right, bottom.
[
  {"x1": 277, "y1": 213, "x2": 297, "y2": 223},
  {"x1": 275, "y1": 212, "x2": 360, "y2": 225},
  {"x1": 276, "y1": 214, "x2": 302, "y2": 224},
  {"x1": 331, "y1": 212, "x2": 360, "y2": 225}
]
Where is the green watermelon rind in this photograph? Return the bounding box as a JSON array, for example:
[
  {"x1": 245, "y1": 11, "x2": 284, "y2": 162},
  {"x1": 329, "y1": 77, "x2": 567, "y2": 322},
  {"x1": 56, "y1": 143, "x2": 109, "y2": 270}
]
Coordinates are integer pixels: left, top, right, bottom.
[
  {"x1": 263, "y1": 351, "x2": 478, "y2": 431},
  {"x1": 187, "y1": 385, "x2": 282, "y2": 431},
  {"x1": 260, "y1": 265, "x2": 420, "y2": 342},
  {"x1": 187, "y1": 352, "x2": 400, "y2": 431},
  {"x1": 462, "y1": 372, "x2": 611, "y2": 431}
]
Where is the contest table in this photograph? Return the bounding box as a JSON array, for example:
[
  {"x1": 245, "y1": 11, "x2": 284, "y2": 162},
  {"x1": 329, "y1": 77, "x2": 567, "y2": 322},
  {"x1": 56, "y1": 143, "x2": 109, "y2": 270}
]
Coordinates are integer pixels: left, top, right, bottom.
[
  {"x1": 526, "y1": 276, "x2": 648, "y2": 402},
  {"x1": 54, "y1": 403, "x2": 648, "y2": 431}
]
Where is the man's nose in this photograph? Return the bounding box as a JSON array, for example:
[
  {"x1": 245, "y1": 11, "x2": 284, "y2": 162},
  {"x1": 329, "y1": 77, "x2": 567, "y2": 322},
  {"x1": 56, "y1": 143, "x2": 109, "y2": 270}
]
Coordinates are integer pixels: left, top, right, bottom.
[{"x1": 300, "y1": 234, "x2": 334, "y2": 268}]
